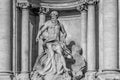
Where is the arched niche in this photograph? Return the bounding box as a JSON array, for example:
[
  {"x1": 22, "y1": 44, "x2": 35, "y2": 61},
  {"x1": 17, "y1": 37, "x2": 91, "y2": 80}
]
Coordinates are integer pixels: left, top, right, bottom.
[{"x1": 29, "y1": 0, "x2": 84, "y2": 69}]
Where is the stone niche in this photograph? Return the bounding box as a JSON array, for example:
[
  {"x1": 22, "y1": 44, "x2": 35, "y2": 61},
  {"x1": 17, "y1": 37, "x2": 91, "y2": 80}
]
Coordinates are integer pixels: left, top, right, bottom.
[{"x1": 28, "y1": 1, "x2": 87, "y2": 80}]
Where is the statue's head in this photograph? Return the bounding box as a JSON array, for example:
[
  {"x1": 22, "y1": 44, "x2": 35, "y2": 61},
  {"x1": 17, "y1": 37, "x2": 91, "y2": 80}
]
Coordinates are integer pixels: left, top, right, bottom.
[
  {"x1": 50, "y1": 11, "x2": 59, "y2": 21},
  {"x1": 72, "y1": 45, "x2": 82, "y2": 56}
]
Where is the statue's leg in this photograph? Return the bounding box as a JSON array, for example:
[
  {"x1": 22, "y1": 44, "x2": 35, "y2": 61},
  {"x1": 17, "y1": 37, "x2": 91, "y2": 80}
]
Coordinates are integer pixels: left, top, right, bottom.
[
  {"x1": 55, "y1": 44, "x2": 69, "y2": 72},
  {"x1": 37, "y1": 43, "x2": 56, "y2": 75},
  {"x1": 44, "y1": 43, "x2": 57, "y2": 74}
]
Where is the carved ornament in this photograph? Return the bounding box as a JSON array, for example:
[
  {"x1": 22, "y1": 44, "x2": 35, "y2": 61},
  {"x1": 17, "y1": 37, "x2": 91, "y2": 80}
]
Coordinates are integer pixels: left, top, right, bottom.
[
  {"x1": 39, "y1": 7, "x2": 49, "y2": 14},
  {"x1": 17, "y1": 1, "x2": 30, "y2": 9},
  {"x1": 77, "y1": 4, "x2": 88, "y2": 12}
]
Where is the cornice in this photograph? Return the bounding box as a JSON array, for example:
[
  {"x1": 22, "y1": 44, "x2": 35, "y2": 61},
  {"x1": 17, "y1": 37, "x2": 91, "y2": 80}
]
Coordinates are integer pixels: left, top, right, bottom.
[
  {"x1": 40, "y1": 0, "x2": 86, "y2": 10},
  {"x1": 86, "y1": 0, "x2": 99, "y2": 5}
]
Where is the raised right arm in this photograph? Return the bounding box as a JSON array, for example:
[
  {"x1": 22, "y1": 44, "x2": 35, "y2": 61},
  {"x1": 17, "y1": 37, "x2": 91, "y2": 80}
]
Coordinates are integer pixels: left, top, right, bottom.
[{"x1": 36, "y1": 22, "x2": 48, "y2": 42}]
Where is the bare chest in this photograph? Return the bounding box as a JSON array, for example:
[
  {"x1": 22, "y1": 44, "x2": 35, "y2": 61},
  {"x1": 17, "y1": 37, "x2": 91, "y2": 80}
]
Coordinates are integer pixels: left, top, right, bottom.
[{"x1": 47, "y1": 24, "x2": 60, "y2": 33}]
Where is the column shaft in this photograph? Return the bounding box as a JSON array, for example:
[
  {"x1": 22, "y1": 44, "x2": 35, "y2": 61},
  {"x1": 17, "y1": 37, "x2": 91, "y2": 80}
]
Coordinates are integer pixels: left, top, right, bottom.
[
  {"x1": 119, "y1": 0, "x2": 120, "y2": 69},
  {"x1": 81, "y1": 10, "x2": 87, "y2": 59},
  {"x1": 16, "y1": 2, "x2": 30, "y2": 80},
  {"x1": 30, "y1": 23, "x2": 33, "y2": 71},
  {"x1": 87, "y1": 4, "x2": 96, "y2": 71},
  {"x1": 21, "y1": 8, "x2": 29, "y2": 72},
  {"x1": 13, "y1": 0, "x2": 17, "y2": 74},
  {"x1": 38, "y1": 13, "x2": 46, "y2": 55},
  {"x1": 98, "y1": 0, "x2": 104, "y2": 72},
  {"x1": 97, "y1": 1, "x2": 120, "y2": 80},
  {"x1": 103, "y1": 0, "x2": 118, "y2": 70},
  {"x1": 0, "y1": 0, "x2": 12, "y2": 79}
]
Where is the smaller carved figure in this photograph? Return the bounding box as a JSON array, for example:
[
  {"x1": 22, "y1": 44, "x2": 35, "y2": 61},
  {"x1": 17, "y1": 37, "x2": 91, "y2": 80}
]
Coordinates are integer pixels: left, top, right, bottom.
[
  {"x1": 71, "y1": 45, "x2": 86, "y2": 80},
  {"x1": 31, "y1": 11, "x2": 72, "y2": 80}
]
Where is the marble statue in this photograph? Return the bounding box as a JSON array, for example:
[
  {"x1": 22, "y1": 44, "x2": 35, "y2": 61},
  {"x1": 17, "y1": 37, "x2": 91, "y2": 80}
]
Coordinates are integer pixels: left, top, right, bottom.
[{"x1": 31, "y1": 11, "x2": 72, "y2": 80}]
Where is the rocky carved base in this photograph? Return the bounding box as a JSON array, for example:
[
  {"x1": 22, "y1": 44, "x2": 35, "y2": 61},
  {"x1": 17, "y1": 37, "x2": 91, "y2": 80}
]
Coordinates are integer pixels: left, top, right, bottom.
[
  {"x1": 85, "y1": 71, "x2": 97, "y2": 80},
  {"x1": 16, "y1": 73, "x2": 30, "y2": 80}
]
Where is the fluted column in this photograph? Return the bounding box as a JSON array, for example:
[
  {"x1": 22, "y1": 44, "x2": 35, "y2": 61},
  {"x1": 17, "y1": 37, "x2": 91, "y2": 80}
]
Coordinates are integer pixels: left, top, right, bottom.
[
  {"x1": 87, "y1": 0, "x2": 96, "y2": 71},
  {"x1": 78, "y1": 5, "x2": 87, "y2": 59},
  {"x1": 119, "y1": 0, "x2": 120, "y2": 70},
  {"x1": 86, "y1": 0, "x2": 97, "y2": 80},
  {"x1": 38, "y1": 8, "x2": 49, "y2": 55},
  {"x1": 103, "y1": 0, "x2": 118, "y2": 71},
  {"x1": 0, "y1": 0, "x2": 12, "y2": 80},
  {"x1": 97, "y1": 0, "x2": 120, "y2": 80},
  {"x1": 98, "y1": 0, "x2": 104, "y2": 72},
  {"x1": 81, "y1": 5, "x2": 87, "y2": 60},
  {"x1": 17, "y1": 1, "x2": 30, "y2": 80}
]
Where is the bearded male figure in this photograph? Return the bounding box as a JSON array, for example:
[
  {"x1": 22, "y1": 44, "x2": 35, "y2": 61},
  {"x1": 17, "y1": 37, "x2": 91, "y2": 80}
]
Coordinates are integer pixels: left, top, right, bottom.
[{"x1": 33, "y1": 11, "x2": 71, "y2": 80}]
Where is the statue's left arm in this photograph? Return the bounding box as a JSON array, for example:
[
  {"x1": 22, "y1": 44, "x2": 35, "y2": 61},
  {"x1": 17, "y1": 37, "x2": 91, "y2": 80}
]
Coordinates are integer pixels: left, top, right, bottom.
[{"x1": 60, "y1": 23, "x2": 67, "y2": 39}]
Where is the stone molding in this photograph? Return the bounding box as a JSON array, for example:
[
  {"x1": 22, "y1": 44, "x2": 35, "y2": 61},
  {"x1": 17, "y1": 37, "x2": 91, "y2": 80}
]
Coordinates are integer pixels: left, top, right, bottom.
[
  {"x1": 87, "y1": 0, "x2": 99, "y2": 5},
  {"x1": 40, "y1": 0, "x2": 86, "y2": 10}
]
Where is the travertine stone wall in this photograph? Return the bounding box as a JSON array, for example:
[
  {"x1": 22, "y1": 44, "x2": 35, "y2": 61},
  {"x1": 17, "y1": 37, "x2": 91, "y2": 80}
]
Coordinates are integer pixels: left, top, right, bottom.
[{"x1": 0, "y1": 0, "x2": 12, "y2": 80}]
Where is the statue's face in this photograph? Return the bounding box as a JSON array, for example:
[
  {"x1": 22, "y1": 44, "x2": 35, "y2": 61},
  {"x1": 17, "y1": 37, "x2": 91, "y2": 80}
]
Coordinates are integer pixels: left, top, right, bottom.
[{"x1": 51, "y1": 14, "x2": 57, "y2": 22}]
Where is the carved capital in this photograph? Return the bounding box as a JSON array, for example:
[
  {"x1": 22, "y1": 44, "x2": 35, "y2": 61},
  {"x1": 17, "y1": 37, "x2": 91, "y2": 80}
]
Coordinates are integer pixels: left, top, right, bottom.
[
  {"x1": 17, "y1": 1, "x2": 30, "y2": 9},
  {"x1": 39, "y1": 7, "x2": 49, "y2": 14},
  {"x1": 87, "y1": 0, "x2": 99, "y2": 5},
  {"x1": 77, "y1": 4, "x2": 88, "y2": 12}
]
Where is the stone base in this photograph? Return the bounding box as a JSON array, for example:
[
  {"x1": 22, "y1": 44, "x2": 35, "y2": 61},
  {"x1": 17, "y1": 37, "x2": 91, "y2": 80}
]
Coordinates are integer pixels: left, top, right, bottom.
[
  {"x1": 16, "y1": 73, "x2": 30, "y2": 80},
  {"x1": 0, "y1": 73, "x2": 13, "y2": 80},
  {"x1": 85, "y1": 71, "x2": 96, "y2": 80},
  {"x1": 96, "y1": 71, "x2": 120, "y2": 80},
  {"x1": 0, "y1": 76, "x2": 13, "y2": 80},
  {"x1": 44, "y1": 72, "x2": 71, "y2": 80}
]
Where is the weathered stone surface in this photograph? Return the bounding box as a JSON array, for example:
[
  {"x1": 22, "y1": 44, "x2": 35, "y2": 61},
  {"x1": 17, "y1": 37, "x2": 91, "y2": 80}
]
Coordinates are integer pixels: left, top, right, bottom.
[
  {"x1": 0, "y1": 0, "x2": 12, "y2": 80},
  {"x1": 103, "y1": 0, "x2": 118, "y2": 70}
]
